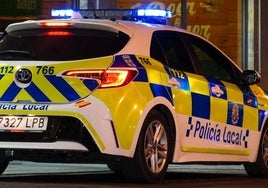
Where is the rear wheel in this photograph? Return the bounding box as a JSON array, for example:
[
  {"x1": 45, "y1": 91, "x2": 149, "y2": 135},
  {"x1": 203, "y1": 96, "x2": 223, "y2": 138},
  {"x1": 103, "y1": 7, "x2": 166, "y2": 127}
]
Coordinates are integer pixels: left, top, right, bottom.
[
  {"x1": 244, "y1": 123, "x2": 268, "y2": 176},
  {"x1": 121, "y1": 110, "x2": 172, "y2": 183}
]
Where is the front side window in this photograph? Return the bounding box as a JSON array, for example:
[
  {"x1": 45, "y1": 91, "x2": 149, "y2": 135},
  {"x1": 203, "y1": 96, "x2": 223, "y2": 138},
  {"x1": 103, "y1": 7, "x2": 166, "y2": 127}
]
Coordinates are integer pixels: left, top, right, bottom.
[
  {"x1": 0, "y1": 28, "x2": 130, "y2": 61},
  {"x1": 186, "y1": 34, "x2": 241, "y2": 83}
]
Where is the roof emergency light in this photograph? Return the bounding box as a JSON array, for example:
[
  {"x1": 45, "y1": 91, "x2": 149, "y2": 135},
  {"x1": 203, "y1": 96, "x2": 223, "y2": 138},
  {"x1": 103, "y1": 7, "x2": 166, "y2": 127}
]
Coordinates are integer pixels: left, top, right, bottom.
[
  {"x1": 137, "y1": 9, "x2": 172, "y2": 18},
  {"x1": 51, "y1": 9, "x2": 84, "y2": 19},
  {"x1": 51, "y1": 8, "x2": 172, "y2": 25},
  {"x1": 51, "y1": 9, "x2": 73, "y2": 17}
]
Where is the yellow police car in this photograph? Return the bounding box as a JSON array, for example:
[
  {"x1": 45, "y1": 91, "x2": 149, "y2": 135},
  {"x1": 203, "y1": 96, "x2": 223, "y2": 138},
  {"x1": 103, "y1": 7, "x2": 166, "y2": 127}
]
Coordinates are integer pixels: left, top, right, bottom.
[{"x1": 0, "y1": 9, "x2": 267, "y2": 183}]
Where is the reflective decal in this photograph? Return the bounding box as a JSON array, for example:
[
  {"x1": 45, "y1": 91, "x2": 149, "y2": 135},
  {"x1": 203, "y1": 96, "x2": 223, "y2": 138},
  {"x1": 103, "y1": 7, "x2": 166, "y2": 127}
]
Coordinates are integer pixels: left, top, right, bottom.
[
  {"x1": 227, "y1": 102, "x2": 243, "y2": 127},
  {"x1": 124, "y1": 55, "x2": 137, "y2": 67},
  {"x1": 211, "y1": 84, "x2": 224, "y2": 97},
  {"x1": 22, "y1": 104, "x2": 49, "y2": 110},
  {"x1": 0, "y1": 104, "x2": 17, "y2": 110},
  {"x1": 191, "y1": 93, "x2": 210, "y2": 119},
  {"x1": 167, "y1": 68, "x2": 186, "y2": 79},
  {"x1": 26, "y1": 82, "x2": 51, "y2": 102},
  {"x1": 45, "y1": 75, "x2": 80, "y2": 101},
  {"x1": 0, "y1": 103, "x2": 50, "y2": 111},
  {"x1": 209, "y1": 83, "x2": 227, "y2": 99},
  {"x1": 231, "y1": 104, "x2": 240, "y2": 125},
  {"x1": 150, "y1": 83, "x2": 173, "y2": 104},
  {"x1": 186, "y1": 117, "x2": 250, "y2": 148},
  {"x1": 168, "y1": 77, "x2": 181, "y2": 87}
]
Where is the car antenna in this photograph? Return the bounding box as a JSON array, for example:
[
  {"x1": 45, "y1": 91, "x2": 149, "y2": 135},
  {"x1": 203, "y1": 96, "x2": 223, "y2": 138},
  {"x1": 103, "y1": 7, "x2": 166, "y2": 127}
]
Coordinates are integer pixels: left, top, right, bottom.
[{"x1": 89, "y1": 0, "x2": 100, "y2": 19}]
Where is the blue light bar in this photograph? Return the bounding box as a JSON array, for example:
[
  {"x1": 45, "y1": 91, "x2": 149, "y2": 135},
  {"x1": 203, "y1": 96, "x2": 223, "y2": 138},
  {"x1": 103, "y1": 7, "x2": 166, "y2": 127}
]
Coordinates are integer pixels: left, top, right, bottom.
[
  {"x1": 51, "y1": 8, "x2": 172, "y2": 25},
  {"x1": 137, "y1": 9, "x2": 172, "y2": 18},
  {"x1": 51, "y1": 9, "x2": 73, "y2": 17}
]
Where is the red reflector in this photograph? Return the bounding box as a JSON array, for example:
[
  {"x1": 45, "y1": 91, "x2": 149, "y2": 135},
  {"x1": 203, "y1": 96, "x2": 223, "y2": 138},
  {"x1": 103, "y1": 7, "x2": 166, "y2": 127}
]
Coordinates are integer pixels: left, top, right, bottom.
[
  {"x1": 39, "y1": 21, "x2": 72, "y2": 27},
  {"x1": 75, "y1": 100, "x2": 91, "y2": 108},
  {"x1": 10, "y1": 130, "x2": 25, "y2": 133}
]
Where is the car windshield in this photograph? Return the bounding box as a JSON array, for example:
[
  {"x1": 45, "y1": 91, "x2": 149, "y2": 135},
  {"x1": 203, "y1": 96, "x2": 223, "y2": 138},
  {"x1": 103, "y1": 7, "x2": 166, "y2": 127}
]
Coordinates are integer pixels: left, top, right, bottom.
[{"x1": 0, "y1": 28, "x2": 130, "y2": 61}]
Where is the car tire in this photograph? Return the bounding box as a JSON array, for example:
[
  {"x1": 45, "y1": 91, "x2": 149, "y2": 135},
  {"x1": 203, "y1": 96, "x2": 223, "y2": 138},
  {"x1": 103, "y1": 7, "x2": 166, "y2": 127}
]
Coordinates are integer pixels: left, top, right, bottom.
[
  {"x1": 121, "y1": 109, "x2": 172, "y2": 183},
  {"x1": 244, "y1": 123, "x2": 268, "y2": 177},
  {"x1": 0, "y1": 159, "x2": 9, "y2": 174}
]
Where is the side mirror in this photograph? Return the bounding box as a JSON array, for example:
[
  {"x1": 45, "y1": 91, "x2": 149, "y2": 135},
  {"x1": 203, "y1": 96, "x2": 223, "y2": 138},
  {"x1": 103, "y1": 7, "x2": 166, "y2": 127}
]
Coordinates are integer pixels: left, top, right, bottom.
[{"x1": 243, "y1": 70, "x2": 261, "y2": 85}]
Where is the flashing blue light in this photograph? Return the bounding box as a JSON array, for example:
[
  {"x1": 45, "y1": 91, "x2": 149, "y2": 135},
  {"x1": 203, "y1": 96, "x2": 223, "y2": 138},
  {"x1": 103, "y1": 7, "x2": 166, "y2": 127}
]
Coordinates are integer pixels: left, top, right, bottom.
[
  {"x1": 50, "y1": 8, "x2": 172, "y2": 25},
  {"x1": 137, "y1": 9, "x2": 172, "y2": 18},
  {"x1": 51, "y1": 9, "x2": 73, "y2": 17}
]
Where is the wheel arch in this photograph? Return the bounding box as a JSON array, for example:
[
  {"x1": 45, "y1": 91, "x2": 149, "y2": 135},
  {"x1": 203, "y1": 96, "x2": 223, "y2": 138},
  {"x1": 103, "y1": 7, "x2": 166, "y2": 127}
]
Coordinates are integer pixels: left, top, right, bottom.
[
  {"x1": 244, "y1": 112, "x2": 268, "y2": 177},
  {"x1": 246, "y1": 110, "x2": 268, "y2": 162},
  {"x1": 128, "y1": 97, "x2": 177, "y2": 159},
  {"x1": 152, "y1": 104, "x2": 177, "y2": 161},
  {"x1": 256, "y1": 116, "x2": 268, "y2": 155},
  {"x1": 260, "y1": 114, "x2": 268, "y2": 133}
]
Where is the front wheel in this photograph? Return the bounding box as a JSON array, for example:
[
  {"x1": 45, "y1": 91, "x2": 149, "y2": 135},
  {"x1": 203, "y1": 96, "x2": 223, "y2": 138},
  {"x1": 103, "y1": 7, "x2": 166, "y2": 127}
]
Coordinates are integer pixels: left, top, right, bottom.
[
  {"x1": 121, "y1": 110, "x2": 172, "y2": 183},
  {"x1": 244, "y1": 123, "x2": 268, "y2": 177}
]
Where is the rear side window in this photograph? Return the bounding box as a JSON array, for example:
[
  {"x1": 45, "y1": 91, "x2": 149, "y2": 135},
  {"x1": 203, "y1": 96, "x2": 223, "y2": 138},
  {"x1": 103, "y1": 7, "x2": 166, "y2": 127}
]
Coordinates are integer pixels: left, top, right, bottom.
[
  {"x1": 150, "y1": 30, "x2": 194, "y2": 73},
  {"x1": 0, "y1": 28, "x2": 129, "y2": 61}
]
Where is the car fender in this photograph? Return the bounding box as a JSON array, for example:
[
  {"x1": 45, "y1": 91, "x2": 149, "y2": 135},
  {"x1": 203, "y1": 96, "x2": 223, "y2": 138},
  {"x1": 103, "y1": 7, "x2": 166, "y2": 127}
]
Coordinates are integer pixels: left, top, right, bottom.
[{"x1": 124, "y1": 96, "x2": 178, "y2": 158}]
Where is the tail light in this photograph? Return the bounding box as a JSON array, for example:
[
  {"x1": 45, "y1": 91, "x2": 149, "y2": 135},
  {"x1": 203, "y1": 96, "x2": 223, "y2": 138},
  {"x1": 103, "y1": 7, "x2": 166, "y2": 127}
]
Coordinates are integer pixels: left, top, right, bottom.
[
  {"x1": 39, "y1": 21, "x2": 72, "y2": 27},
  {"x1": 45, "y1": 31, "x2": 72, "y2": 36},
  {"x1": 62, "y1": 69, "x2": 138, "y2": 88}
]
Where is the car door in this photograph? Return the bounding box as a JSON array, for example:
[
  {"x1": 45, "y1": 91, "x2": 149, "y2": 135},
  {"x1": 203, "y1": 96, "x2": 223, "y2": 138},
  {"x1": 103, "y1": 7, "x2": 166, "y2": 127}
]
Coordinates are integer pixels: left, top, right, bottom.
[
  {"x1": 182, "y1": 33, "x2": 258, "y2": 155},
  {"x1": 150, "y1": 31, "x2": 216, "y2": 154},
  {"x1": 150, "y1": 30, "x2": 201, "y2": 118}
]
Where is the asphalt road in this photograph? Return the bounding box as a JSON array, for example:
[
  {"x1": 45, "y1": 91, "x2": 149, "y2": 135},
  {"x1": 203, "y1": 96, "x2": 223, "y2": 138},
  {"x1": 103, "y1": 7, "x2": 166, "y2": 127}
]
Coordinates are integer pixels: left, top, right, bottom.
[{"x1": 0, "y1": 161, "x2": 268, "y2": 188}]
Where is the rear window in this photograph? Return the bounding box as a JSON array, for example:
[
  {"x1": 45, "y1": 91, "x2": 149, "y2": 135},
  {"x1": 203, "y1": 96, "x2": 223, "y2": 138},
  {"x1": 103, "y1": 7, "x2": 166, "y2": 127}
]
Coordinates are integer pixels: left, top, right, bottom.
[{"x1": 0, "y1": 28, "x2": 130, "y2": 61}]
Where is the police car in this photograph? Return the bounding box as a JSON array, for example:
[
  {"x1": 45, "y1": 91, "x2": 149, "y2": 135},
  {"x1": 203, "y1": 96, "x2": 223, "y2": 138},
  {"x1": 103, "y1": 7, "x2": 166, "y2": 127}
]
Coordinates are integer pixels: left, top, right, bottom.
[{"x1": 0, "y1": 9, "x2": 267, "y2": 183}]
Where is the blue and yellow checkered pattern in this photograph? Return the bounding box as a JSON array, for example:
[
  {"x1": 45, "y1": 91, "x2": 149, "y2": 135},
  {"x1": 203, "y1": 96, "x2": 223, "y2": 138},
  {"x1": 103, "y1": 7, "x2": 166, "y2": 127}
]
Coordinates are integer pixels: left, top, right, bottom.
[{"x1": 137, "y1": 57, "x2": 264, "y2": 132}]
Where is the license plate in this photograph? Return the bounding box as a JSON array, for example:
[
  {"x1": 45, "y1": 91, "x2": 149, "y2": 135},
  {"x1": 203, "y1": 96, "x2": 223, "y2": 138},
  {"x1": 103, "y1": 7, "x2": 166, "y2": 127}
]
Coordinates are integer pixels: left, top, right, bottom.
[{"x1": 0, "y1": 116, "x2": 48, "y2": 132}]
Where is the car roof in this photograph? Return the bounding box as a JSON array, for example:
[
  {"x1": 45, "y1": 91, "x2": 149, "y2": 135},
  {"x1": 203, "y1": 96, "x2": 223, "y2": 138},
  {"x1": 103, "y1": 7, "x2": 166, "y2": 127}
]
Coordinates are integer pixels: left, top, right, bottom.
[
  {"x1": 5, "y1": 18, "x2": 191, "y2": 56},
  {"x1": 4, "y1": 18, "x2": 228, "y2": 59},
  {"x1": 5, "y1": 18, "x2": 187, "y2": 36}
]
